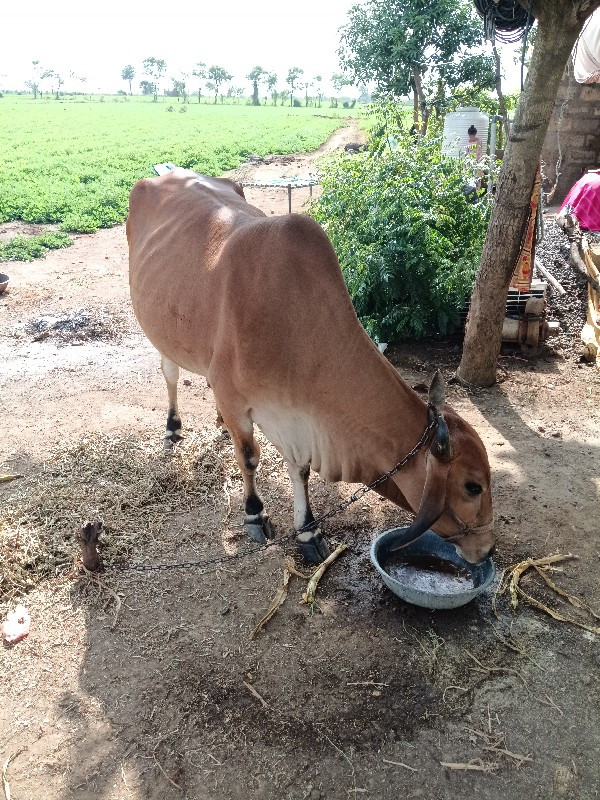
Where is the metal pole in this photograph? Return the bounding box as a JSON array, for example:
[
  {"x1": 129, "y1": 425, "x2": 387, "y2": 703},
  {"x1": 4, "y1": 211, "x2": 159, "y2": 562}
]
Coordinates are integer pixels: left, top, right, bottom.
[
  {"x1": 288, "y1": 184, "x2": 292, "y2": 214},
  {"x1": 488, "y1": 114, "x2": 501, "y2": 197}
]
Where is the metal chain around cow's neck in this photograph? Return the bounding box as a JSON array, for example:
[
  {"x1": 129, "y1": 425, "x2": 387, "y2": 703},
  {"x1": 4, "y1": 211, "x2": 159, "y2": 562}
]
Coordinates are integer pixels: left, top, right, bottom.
[{"x1": 104, "y1": 416, "x2": 439, "y2": 575}]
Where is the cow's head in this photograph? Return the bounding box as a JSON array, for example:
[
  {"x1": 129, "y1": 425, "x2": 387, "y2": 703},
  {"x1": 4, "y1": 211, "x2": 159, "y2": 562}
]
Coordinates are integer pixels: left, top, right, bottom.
[{"x1": 403, "y1": 371, "x2": 494, "y2": 564}]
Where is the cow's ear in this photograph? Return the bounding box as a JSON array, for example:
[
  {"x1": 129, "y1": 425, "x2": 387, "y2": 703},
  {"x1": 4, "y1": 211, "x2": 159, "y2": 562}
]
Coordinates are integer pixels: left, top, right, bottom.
[
  {"x1": 431, "y1": 412, "x2": 452, "y2": 462},
  {"x1": 428, "y1": 370, "x2": 445, "y2": 407}
]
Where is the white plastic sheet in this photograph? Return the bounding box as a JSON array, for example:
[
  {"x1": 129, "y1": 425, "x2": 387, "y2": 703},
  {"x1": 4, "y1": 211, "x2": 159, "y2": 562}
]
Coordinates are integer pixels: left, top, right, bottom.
[{"x1": 574, "y1": 8, "x2": 600, "y2": 84}]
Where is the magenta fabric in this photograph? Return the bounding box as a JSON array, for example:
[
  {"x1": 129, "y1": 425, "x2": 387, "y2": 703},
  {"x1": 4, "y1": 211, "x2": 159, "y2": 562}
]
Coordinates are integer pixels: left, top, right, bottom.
[{"x1": 559, "y1": 171, "x2": 600, "y2": 231}]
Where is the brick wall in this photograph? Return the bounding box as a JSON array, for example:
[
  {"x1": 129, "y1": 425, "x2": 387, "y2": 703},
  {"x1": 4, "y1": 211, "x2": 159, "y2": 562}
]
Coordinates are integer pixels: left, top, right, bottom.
[{"x1": 541, "y1": 71, "x2": 600, "y2": 205}]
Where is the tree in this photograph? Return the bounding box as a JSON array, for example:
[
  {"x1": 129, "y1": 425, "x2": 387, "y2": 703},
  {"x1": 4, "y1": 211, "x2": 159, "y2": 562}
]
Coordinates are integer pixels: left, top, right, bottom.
[
  {"x1": 207, "y1": 65, "x2": 232, "y2": 103},
  {"x1": 170, "y1": 79, "x2": 185, "y2": 99},
  {"x1": 330, "y1": 72, "x2": 353, "y2": 107},
  {"x1": 266, "y1": 72, "x2": 277, "y2": 105},
  {"x1": 286, "y1": 67, "x2": 303, "y2": 106},
  {"x1": 69, "y1": 71, "x2": 87, "y2": 94},
  {"x1": 121, "y1": 65, "x2": 135, "y2": 95},
  {"x1": 247, "y1": 66, "x2": 266, "y2": 106},
  {"x1": 140, "y1": 80, "x2": 156, "y2": 96},
  {"x1": 338, "y1": 0, "x2": 494, "y2": 131},
  {"x1": 227, "y1": 85, "x2": 244, "y2": 104},
  {"x1": 169, "y1": 72, "x2": 189, "y2": 102},
  {"x1": 180, "y1": 72, "x2": 189, "y2": 102},
  {"x1": 27, "y1": 61, "x2": 43, "y2": 99},
  {"x1": 42, "y1": 69, "x2": 63, "y2": 100},
  {"x1": 302, "y1": 80, "x2": 313, "y2": 106},
  {"x1": 458, "y1": 0, "x2": 600, "y2": 386},
  {"x1": 314, "y1": 74, "x2": 324, "y2": 108},
  {"x1": 192, "y1": 62, "x2": 206, "y2": 103},
  {"x1": 331, "y1": 72, "x2": 353, "y2": 95},
  {"x1": 142, "y1": 57, "x2": 167, "y2": 101}
]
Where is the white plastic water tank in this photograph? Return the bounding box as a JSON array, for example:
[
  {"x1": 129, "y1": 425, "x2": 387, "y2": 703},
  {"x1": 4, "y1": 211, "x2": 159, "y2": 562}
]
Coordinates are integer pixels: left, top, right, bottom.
[{"x1": 442, "y1": 107, "x2": 489, "y2": 159}]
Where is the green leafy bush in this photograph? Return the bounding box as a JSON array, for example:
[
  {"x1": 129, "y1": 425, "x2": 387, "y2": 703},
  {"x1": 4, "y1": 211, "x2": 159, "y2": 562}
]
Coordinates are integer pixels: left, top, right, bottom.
[
  {"x1": 310, "y1": 121, "x2": 490, "y2": 341},
  {"x1": 0, "y1": 231, "x2": 72, "y2": 261}
]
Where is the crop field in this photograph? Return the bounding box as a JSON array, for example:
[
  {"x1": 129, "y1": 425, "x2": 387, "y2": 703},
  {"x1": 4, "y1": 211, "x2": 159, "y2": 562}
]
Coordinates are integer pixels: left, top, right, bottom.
[{"x1": 0, "y1": 96, "x2": 355, "y2": 232}]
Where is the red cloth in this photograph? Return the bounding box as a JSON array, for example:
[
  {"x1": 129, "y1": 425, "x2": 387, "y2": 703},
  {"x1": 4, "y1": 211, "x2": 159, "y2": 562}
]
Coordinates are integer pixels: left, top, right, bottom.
[{"x1": 559, "y1": 171, "x2": 600, "y2": 231}]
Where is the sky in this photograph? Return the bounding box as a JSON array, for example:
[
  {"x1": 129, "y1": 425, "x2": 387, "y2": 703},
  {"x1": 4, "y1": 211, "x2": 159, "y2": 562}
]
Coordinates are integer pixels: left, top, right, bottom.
[
  {"x1": 3, "y1": 0, "x2": 524, "y2": 97},
  {"x1": 3, "y1": 0, "x2": 359, "y2": 95}
]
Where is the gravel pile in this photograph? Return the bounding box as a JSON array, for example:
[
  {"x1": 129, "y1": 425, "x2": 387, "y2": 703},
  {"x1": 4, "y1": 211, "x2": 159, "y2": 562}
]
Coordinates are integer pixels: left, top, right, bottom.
[{"x1": 536, "y1": 216, "x2": 598, "y2": 356}]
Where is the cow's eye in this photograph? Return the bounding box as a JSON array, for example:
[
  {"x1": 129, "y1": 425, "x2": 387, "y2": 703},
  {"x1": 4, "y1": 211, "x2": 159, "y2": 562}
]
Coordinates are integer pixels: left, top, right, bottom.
[{"x1": 465, "y1": 482, "x2": 483, "y2": 496}]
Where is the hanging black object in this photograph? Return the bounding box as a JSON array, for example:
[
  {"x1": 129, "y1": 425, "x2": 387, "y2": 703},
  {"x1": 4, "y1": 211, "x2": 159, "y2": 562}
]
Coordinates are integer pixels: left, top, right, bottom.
[{"x1": 473, "y1": 0, "x2": 534, "y2": 43}]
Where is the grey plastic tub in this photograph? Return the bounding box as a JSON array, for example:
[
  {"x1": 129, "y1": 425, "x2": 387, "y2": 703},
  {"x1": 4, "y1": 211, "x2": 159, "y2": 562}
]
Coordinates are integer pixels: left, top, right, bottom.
[{"x1": 370, "y1": 527, "x2": 495, "y2": 610}]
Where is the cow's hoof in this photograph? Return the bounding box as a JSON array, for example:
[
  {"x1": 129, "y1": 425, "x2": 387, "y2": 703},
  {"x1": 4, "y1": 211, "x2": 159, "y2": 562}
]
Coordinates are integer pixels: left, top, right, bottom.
[
  {"x1": 296, "y1": 529, "x2": 330, "y2": 564},
  {"x1": 163, "y1": 433, "x2": 183, "y2": 451},
  {"x1": 244, "y1": 514, "x2": 275, "y2": 544}
]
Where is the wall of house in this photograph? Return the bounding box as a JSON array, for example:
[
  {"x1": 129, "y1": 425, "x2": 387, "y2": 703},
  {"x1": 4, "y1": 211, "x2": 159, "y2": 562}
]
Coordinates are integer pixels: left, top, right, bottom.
[{"x1": 541, "y1": 69, "x2": 600, "y2": 205}]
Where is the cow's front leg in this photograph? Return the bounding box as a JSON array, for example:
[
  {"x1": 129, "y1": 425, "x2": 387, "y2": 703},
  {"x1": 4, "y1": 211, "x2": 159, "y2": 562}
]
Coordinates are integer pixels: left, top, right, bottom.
[
  {"x1": 222, "y1": 409, "x2": 275, "y2": 544},
  {"x1": 286, "y1": 462, "x2": 330, "y2": 564}
]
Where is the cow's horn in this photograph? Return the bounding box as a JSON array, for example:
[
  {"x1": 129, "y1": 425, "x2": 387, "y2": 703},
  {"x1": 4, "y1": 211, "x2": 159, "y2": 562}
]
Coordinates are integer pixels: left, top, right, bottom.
[
  {"x1": 391, "y1": 456, "x2": 451, "y2": 549},
  {"x1": 428, "y1": 369, "x2": 446, "y2": 407}
]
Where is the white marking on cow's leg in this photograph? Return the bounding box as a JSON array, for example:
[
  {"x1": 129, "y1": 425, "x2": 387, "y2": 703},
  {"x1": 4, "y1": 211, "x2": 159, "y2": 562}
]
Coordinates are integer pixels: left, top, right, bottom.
[
  {"x1": 161, "y1": 355, "x2": 183, "y2": 449},
  {"x1": 286, "y1": 462, "x2": 315, "y2": 531},
  {"x1": 219, "y1": 407, "x2": 274, "y2": 543},
  {"x1": 286, "y1": 461, "x2": 330, "y2": 564}
]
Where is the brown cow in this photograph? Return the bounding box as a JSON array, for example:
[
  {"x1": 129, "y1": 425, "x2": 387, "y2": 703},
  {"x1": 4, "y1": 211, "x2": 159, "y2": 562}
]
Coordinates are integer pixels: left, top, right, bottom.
[{"x1": 127, "y1": 170, "x2": 494, "y2": 564}]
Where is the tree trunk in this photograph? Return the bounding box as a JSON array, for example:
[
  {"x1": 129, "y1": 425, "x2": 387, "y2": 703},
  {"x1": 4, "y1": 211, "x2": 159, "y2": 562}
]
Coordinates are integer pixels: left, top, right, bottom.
[
  {"x1": 457, "y1": 2, "x2": 596, "y2": 387},
  {"x1": 412, "y1": 66, "x2": 430, "y2": 134}
]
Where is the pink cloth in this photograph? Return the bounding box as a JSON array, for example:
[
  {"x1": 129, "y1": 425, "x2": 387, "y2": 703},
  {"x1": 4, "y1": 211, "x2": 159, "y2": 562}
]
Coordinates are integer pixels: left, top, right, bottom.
[{"x1": 559, "y1": 171, "x2": 600, "y2": 231}]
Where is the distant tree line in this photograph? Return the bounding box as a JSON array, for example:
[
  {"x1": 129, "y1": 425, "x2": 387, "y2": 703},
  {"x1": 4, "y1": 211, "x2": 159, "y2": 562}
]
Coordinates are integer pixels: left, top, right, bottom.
[{"x1": 22, "y1": 58, "x2": 362, "y2": 108}]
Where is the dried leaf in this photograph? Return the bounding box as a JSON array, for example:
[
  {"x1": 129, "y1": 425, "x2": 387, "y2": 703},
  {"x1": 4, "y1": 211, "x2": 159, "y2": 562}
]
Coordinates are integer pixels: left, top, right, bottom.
[
  {"x1": 301, "y1": 543, "x2": 347, "y2": 605},
  {"x1": 250, "y1": 568, "x2": 291, "y2": 639}
]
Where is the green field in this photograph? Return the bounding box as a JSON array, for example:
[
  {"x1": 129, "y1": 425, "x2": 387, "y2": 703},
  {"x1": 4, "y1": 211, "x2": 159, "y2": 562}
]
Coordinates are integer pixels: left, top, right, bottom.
[{"x1": 0, "y1": 96, "x2": 356, "y2": 233}]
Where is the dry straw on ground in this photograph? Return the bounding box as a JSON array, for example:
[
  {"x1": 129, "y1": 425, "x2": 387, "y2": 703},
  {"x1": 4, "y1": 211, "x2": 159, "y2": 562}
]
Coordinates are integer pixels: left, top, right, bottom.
[
  {"x1": 494, "y1": 554, "x2": 600, "y2": 636},
  {"x1": 1, "y1": 427, "x2": 286, "y2": 602}
]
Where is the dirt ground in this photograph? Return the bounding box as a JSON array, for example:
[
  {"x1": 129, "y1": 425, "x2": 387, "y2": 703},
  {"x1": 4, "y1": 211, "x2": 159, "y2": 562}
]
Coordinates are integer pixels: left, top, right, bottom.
[{"x1": 1, "y1": 120, "x2": 599, "y2": 800}]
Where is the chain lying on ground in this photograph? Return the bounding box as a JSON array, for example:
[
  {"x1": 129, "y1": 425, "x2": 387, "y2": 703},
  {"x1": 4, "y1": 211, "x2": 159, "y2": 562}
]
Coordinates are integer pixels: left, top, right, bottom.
[{"x1": 104, "y1": 416, "x2": 438, "y2": 575}]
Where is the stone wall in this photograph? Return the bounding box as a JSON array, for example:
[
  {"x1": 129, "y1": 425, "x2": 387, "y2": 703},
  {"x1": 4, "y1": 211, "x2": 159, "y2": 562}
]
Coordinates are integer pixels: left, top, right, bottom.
[{"x1": 541, "y1": 70, "x2": 600, "y2": 205}]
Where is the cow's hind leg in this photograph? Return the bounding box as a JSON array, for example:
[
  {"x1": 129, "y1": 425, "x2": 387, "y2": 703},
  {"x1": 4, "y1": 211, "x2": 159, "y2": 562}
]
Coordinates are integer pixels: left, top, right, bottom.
[
  {"x1": 161, "y1": 356, "x2": 184, "y2": 450},
  {"x1": 220, "y1": 407, "x2": 274, "y2": 544},
  {"x1": 286, "y1": 461, "x2": 330, "y2": 564}
]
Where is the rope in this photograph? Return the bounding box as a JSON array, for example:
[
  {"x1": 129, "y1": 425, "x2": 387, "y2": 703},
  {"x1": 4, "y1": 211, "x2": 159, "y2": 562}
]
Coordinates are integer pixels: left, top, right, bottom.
[
  {"x1": 473, "y1": 0, "x2": 534, "y2": 44},
  {"x1": 545, "y1": 57, "x2": 577, "y2": 205},
  {"x1": 519, "y1": 0, "x2": 534, "y2": 91}
]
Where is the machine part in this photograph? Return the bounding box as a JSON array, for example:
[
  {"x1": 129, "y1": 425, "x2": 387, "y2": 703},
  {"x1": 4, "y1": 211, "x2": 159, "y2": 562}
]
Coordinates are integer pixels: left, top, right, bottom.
[
  {"x1": 501, "y1": 285, "x2": 560, "y2": 347},
  {"x1": 502, "y1": 314, "x2": 559, "y2": 346}
]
